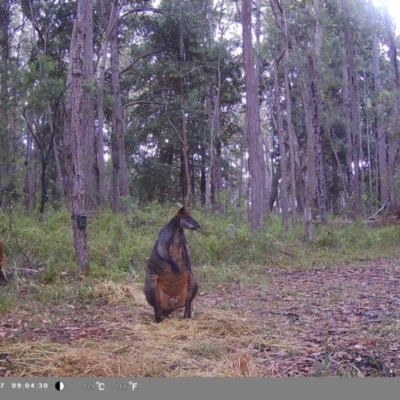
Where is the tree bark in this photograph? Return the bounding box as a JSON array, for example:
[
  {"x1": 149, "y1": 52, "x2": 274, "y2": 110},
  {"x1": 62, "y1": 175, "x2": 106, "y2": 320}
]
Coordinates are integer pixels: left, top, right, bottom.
[
  {"x1": 342, "y1": 3, "x2": 362, "y2": 217},
  {"x1": 81, "y1": 0, "x2": 97, "y2": 211},
  {"x1": 372, "y1": 32, "x2": 388, "y2": 206},
  {"x1": 205, "y1": 88, "x2": 215, "y2": 208},
  {"x1": 178, "y1": 0, "x2": 192, "y2": 208},
  {"x1": 24, "y1": 115, "x2": 37, "y2": 214},
  {"x1": 0, "y1": 0, "x2": 10, "y2": 207},
  {"x1": 242, "y1": 0, "x2": 265, "y2": 232},
  {"x1": 67, "y1": 4, "x2": 90, "y2": 274},
  {"x1": 301, "y1": 88, "x2": 316, "y2": 239},
  {"x1": 341, "y1": 42, "x2": 353, "y2": 204},
  {"x1": 109, "y1": 4, "x2": 130, "y2": 207},
  {"x1": 273, "y1": 0, "x2": 304, "y2": 220},
  {"x1": 308, "y1": 55, "x2": 327, "y2": 224},
  {"x1": 53, "y1": 135, "x2": 64, "y2": 204},
  {"x1": 383, "y1": 6, "x2": 399, "y2": 212},
  {"x1": 96, "y1": 4, "x2": 113, "y2": 209},
  {"x1": 63, "y1": 50, "x2": 73, "y2": 205},
  {"x1": 273, "y1": 63, "x2": 289, "y2": 229}
]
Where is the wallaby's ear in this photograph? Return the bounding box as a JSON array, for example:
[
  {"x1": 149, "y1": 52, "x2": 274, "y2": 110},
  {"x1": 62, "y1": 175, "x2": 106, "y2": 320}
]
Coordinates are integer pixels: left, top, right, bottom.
[{"x1": 176, "y1": 207, "x2": 186, "y2": 216}]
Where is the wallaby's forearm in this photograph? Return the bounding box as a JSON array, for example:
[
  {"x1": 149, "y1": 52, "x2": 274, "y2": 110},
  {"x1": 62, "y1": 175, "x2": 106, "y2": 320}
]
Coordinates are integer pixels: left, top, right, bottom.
[{"x1": 157, "y1": 241, "x2": 180, "y2": 273}]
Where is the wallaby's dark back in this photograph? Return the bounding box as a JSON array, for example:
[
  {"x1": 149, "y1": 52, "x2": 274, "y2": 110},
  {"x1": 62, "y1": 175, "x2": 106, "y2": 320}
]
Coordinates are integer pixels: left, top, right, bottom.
[{"x1": 144, "y1": 207, "x2": 200, "y2": 323}]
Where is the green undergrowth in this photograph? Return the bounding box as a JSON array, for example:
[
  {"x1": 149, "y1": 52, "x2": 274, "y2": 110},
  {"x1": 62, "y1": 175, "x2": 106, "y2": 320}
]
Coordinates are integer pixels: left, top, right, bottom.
[{"x1": 1, "y1": 203, "x2": 400, "y2": 294}]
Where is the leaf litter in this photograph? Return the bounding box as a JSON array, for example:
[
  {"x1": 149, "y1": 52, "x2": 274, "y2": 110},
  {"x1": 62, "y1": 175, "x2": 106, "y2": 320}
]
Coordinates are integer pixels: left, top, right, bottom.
[{"x1": 0, "y1": 259, "x2": 399, "y2": 377}]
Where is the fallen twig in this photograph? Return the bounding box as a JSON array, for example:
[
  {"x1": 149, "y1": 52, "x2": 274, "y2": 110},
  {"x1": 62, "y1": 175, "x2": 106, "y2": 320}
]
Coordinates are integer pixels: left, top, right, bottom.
[{"x1": 367, "y1": 201, "x2": 389, "y2": 220}]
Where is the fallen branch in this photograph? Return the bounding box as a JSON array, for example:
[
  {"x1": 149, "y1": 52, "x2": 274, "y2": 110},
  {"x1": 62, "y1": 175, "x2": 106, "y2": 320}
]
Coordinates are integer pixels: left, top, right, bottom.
[{"x1": 367, "y1": 201, "x2": 389, "y2": 220}]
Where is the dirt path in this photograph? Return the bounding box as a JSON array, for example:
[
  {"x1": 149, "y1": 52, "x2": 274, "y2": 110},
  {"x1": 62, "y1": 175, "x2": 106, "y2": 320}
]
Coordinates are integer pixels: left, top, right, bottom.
[{"x1": 1, "y1": 259, "x2": 399, "y2": 377}]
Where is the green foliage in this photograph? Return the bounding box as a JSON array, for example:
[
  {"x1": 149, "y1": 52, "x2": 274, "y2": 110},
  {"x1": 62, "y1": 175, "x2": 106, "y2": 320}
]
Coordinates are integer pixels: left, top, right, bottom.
[{"x1": 2, "y1": 206, "x2": 400, "y2": 290}]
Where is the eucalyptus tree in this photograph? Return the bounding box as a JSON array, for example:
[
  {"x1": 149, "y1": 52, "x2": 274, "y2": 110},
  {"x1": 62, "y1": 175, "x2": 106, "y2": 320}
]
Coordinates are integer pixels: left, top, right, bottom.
[
  {"x1": 0, "y1": 0, "x2": 12, "y2": 207},
  {"x1": 18, "y1": 0, "x2": 75, "y2": 214},
  {"x1": 120, "y1": 0, "x2": 242, "y2": 207},
  {"x1": 65, "y1": 0, "x2": 91, "y2": 274},
  {"x1": 242, "y1": 0, "x2": 266, "y2": 232},
  {"x1": 382, "y1": 4, "x2": 399, "y2": 212}
]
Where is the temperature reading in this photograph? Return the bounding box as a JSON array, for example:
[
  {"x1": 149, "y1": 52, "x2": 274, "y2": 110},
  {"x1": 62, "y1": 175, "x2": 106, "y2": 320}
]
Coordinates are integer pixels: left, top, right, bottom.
[
  {"x1": 129, "y1": 382, "x2": 138, "y2": 391},
  {"x1": 96, "y1": 381, "x2": 105, "y2": 391}
]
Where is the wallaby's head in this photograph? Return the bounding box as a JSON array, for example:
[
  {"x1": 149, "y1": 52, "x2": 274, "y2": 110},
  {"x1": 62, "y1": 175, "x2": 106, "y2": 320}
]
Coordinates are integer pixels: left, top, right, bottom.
[{"x1": 176, "y1": 207, "x2": 201, "y2": 231}]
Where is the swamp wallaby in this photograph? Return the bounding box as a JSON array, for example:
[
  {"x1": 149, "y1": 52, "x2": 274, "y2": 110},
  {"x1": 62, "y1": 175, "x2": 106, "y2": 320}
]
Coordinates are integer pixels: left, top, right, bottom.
[{"x1": 144, "y1": 207, "x2": 200, "y2": 323}]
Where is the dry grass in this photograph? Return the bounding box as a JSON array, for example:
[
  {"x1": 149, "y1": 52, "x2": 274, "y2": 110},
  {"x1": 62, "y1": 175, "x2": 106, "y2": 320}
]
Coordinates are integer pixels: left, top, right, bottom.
[{"x1": 1, "y1": 259, "x2": 400, "y2": 377}]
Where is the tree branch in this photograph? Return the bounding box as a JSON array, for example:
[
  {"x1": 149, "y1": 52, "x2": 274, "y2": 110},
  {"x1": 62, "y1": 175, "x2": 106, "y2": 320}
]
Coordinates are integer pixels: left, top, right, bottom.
[
  {"x1": 120, "y1": 7, "x2": 164, "y2": 21},
  {"x1": 119, "y1": 50, "x2": 164, "y2": 77}
]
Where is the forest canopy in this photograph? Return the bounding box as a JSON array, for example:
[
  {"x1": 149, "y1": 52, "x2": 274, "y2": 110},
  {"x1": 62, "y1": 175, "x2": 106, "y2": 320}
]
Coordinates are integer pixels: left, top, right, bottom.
[{"x1": 0, "y1": 0, "x2": 399, "y2": 240}]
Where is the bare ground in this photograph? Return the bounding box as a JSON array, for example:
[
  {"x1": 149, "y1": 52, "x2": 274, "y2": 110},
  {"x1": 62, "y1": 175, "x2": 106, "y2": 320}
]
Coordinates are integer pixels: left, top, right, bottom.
[{"x1": 1, "y1": 259, "x2": 400, "y2": 377}]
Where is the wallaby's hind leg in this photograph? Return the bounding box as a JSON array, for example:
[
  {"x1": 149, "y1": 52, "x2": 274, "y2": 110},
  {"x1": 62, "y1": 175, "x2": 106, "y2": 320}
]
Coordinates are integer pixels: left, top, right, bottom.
[
  {"x1": 184, "y1": 273, "x2": 199, "y2": 319},
  {"x1": 144, "y1": 275, "x2": 164, "y2": 323}
]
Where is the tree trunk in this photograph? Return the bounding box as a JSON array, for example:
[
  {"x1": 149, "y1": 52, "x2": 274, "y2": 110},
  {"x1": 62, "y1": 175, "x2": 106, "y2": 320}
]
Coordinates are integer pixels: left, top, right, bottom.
[
  {"x1": 24, "y1": 116, "x2": 37, "y2": 213},
  {"x1": 342, "y1": 3, "x2": 362, "y2": 217},
  {"x1": 341, "y1": 42, "x2": 353, "y2": 204},
  {"x1": 206, "y1": 85, "x2": 223, "y2": 211},
  {"x1": 98, "y1": 0, "x2": 118, "y2": 209},
  {"x1": 273, "y1": 63, "x2": 289, "y2": 229},
  {"x1": 200, "y1": 147, "x2": 206, "y2": 205},
  {"x1": 109, "y1": 5, "x2": 130, "y2": 206},
  {"x1": 81, "y1": 0, "x2": 97, "y2": 211},
  {"x1": 284, "y1": 53, "x2": 298, "y2": 224},
  {"x1": 0, "y1": 0, "x2": 10, "y2": 207},
  {"x1": 301, "y1": 88, "x2": 316, "y2": 239},
  {"x1": 178, "y1": 1, "x2": 192, "y2": 208},
  {"x1": 205, "y1": 88, "x2": 215, "y2": 208},
  {"x1": 372, "y1": 32, "x2": 388, "y2": 207},
  {"x1": 271, "y1": 0, "x2": 304, "y2": 220},
  {"x1": 242, "y1": 0, "x2": 265, "y2": 232},
  {"x1": 180, "y1": 148, "x2": 188, "y2": 203},
  {"x1": 267, "y1": 169, "x2": 280, "y2": 212},
  {"x1": 63, "y1": 63, "x2": 73, "y2": 205},
  {"x1": 53, "y1": 136, "x2": 64, "y2": 204},
  {"x1": 383, "y1": 6, "x2": 399, "y2": 212},
  {"x1": 110, "y1": 135, "x2": 119, "y2": 212},
  {"x1": 308, "y1": 55, "x2": 327, "y2": 224},
  {"x1": 39, "y1": 153, "x2": 47, "y2": 215},
  {"x1": 67, "y1": 4, "x2": 90, "y2": 274}
]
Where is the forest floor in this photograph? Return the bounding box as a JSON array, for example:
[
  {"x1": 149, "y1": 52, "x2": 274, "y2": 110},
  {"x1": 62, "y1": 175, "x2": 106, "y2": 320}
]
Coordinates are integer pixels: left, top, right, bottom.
[{"x1": 1, "y1": 258, "x2": 400, "y2": 377}]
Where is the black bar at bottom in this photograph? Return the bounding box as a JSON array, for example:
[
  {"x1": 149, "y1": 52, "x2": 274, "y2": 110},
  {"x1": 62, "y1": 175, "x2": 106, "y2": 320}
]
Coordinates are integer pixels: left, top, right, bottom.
[{"x1": 0, "y1": 377, "x2": 398, "y2": 400}]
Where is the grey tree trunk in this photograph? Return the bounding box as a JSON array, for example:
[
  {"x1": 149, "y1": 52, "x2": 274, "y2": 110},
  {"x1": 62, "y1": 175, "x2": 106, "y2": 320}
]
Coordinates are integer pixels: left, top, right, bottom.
[
  {"x1": 24, "y1": 115, "x2": 37, "y2": 214},
  {"x1": 96, "y1": 41, "x2": 107, "y2": 209},
  {"x1": 341, "y1": 43, "x2": 353, "y2": 204},
  {"x1": 308, "y1": 55, "x2": 327, "y2": 225},
  {"x1": 79, "y1": 0, "x2": 96, "y2": 211},
  {"x1": 204, "y1": 1, "x2": 222, "y2": 211},
  {"x1": 302, "y1": 89, "x2": 316, "y2": 240},
  {"x1": 98, "y1": 0, "x2": 118, "y2": 209},
  {"x1": 67, "y1": 3, "x2": 90, "y2": 274},
  {"x1": 178, "y1": 1, "x2": 192, "y2": 208},
  {"x1": 109, "y1": 5, "x2": 130, "y2": 207},
  {"x1": 0, "y1": 0, "x2": 10, "y2": 207},
  {"x1": 242, "y1": 0, "x2": 265, "y2": 232},
  {"x1": 284, "y1": 52, "x2": 298, "y2": 224},
  {"x1": 273, "y1": 63, "x2": 289, "y2": 229},
  {"x1": 63, "y1": 49, "x2": 73, "y2": 205},
  {"x1": 273, "y1": 0, "x2": 304, "y2": 220},
  {"x1": 342, "y1": 3, "x2": 362, "y2": 217},
  {"x1": 53, "y1": 136, "x2": 64, "y2": 204},
  {"x1": 372, "y1": 32, "x2": 388, "y2": 206},
  {"x1": 383, "y1": 6, "x2": 399, "y2": 212}
]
